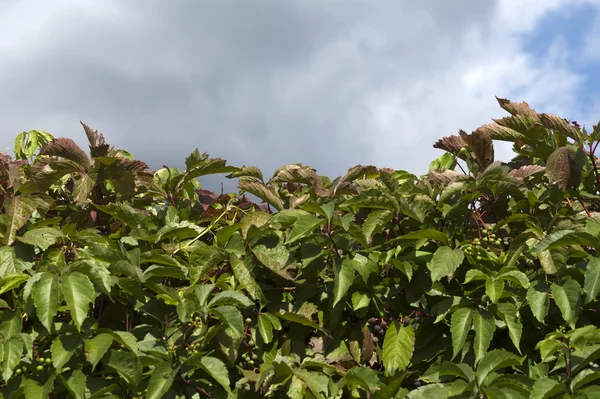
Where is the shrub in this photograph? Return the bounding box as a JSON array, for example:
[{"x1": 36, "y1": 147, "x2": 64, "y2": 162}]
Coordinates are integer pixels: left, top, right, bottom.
[{"x1": 1, "y1": 98, "x2": 600, "y2": 398}]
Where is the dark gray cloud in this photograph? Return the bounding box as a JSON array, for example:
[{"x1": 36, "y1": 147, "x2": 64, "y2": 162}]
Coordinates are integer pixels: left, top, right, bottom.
[{"x1": 0, "y1": 0, "x2": 595, "y2": 191}]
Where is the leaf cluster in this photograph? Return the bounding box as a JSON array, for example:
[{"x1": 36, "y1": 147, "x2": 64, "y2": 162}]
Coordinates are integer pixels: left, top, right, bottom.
[{"x1": 2, "y1": 99, "x2": 600, "y2": 398}]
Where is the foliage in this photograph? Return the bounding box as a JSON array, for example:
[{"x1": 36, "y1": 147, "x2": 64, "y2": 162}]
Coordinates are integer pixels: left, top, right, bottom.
[{"x1": 1, "y1": 100, "x2": 600, "y2": 398}]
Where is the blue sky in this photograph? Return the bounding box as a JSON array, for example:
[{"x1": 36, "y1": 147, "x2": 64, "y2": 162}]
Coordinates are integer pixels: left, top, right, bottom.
[
  {"x1": 0, "y1": 0, "x2": 599, "y2": 189},
  {"x1": 522, "y1": 3, "x2": 600, "y2": 126}
]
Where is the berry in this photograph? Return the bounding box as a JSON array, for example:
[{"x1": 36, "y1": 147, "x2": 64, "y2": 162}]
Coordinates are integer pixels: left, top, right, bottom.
[
  {"x1": 403, "y1": 319, "x2": 411, "y2": 327},
  {"x1": 368, "y1": 317, "x2": 377, "y2": 325},
  {"x1": 374, "y1": 325, "x2": 381, "y2": 332},
  {"x1": 45, "y1": 358, "x2": 52, "y2": 365},
  {"x1": 245, "y1": 318, "x2": 252, "y2": 324},
  {"x1": 36, "y1": 365, "x2": 44, "y2": 371},
  {"x1": 15, "y1": 368, "x2": 22, "y2": 375},
  {"x1": 247, "y1": 340, "x2": 255, "y2": 347},
  {"x1": 251, "y1": 354, "x2": 258, "y2": 360},
  {"x1": 414, "y1": 317, "x2": 421, "y2": 323},
  {"x1": 380, "y1": 321, "x2": 387, "y2": 328}
]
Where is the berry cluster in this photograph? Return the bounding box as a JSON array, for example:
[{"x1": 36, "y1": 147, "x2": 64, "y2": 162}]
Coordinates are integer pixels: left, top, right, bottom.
[
  {"x1": 367, "y1": 309, "x2": 429, "y2": 342},
  {"x1": 239, "y1": 338, "x2": 257, "y2": 368},
  {"x1": 15, "y1": 357, "x2": 52, "y2": 376},
  {"x1": 367, "y1": 317, "x2": 388, "y2": 342},
  {"x1": 188, "y1": 315, "x2": 203, "y2": 329},
  {"x1": 186, "y1": 341, "x2": 200, "y2": 355},
  {"x1": 464, "y1": 231, "x2": 509, "y2": 260}
]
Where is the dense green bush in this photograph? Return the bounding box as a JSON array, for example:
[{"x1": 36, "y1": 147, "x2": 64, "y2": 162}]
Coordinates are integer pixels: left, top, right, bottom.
[{"x1": 2, "y1": 97, "x2": 600, "y2": 398}]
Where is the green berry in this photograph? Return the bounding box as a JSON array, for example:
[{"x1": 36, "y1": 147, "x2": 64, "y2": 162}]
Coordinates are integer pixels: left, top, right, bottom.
[
  {"x1": 248, "y1": 340, "x2": 255, "y2": 347},
  {"x1": 249, "y1": 360, "x2": 255, "y2": 365},
  {"x1": 476, "y1": 255, "x2": 482, "y2": 261},
  {"x1": 36, "y1": 365, "x2": 44, "y2": 371},
  {"x1": 15, "y1": 368, "x2": 22, "y2": 375},
  {"x1": 482, "y1": 237, "x2": 489, "y2": 242},
  {"x1": 245, "y1": 318, "x2": 252, "y2": 324},
  {"x1": 490, "y1": 234, "x2": 497, "y2": 239},
  {"x1": 45, "y1": 358, "x2": 52, "y2": 365}
]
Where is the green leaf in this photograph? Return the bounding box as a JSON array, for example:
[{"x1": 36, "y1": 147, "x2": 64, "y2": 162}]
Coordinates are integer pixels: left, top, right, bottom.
[
  {"x1": 476, "y1": 349, "x2": 524, "y2": 386},
  {"x1": 61, "y1": 271, "x2": 96, "y2": 331},
  {"x1": 362, "y1": 210, "x2": 394, "y2": 243},
  {"x1": 529, "y1": 377, "x2": 565, "y2": 399},
  {"x1": 428, "y1": 246, "x2": 464, "y2": 282},
  {"x1": 63, "y1": 368, "x2": 86, "y2": 399},
  {"x1": 535, "y1": 230, "x2": 600, "y2": 253},
  {"x1": 341, "y1": 366, "x2": 384, "y2": 392},
  {"x1": 551, "y1": 279, "x2": 581, "y2": 329},
  {"x1": 382, "y1": 321, "x2": 415, "y2": 375},
  {"x1": 146, "y1": 362, "x2": 179, "y2": 399},
  {"x1": 23, "y1": 375, "x2": 56, "y2": 399},
  {"x1": 333, "y1": 258, "x2": 355, "y2": 307},
  {"x1": 198, "y1": 356, "x2": 232, "y2": 394},
  {"x1": 210, "y1": 305, "x2": 244, "y2": 338},
  {"x1": 572, "y1": 369, "x2": 600, "y2": 390},
  {"x1": 229, "y1": 256, "x2": 266, "y2": 305},
  {"x1": 208, "y1": 290, "x2": 254, "y2": 308},
  {"x1": 93, "y1": 202, "x2": 153, "y2": 230},
  {"x1": 104, "y1": 350, "x2": 142, "y2": 388},
  {"x1": 286, "y1": 214, "x2": 324, "y2": 244},
  {"x1": 0, "y1": 273, "x2": 30, "y2": 295},
  {"x1": 33, "y1": 272, "x2": 60, "y2": 332},
  {"x1": 19, "y1": 227, "x2": 64, "y2": 251},
  {"x1": 472, "y1": 311, "x2": 496, "y2": 365},
  {"x1": 527, "y1": 281, "x2": 550, "y2": 323},
  {"x1": 51, "y1": 334, "x2": 81, "y2": 370},
  {"x1": 84, "y1": 333, "x2": 113, "y2": 370},
  {"x1": 2, "y1": 336, "x2": 23, "y2": 381},
  {"x1": 485, "y1": 279, "x2": 504, "y2": 304},
  {"x1": 258, "y1": 313, "x2": 274, "y2": 344},
  {"x1": 351, "y1": 291, "x2": 370, "y2": 311},
  {"x1": 498, "y1": 270, "x2": 530, "y2": 289},
  {"x1": 584, "y1": 257, "x2": 600, "y2": 304},
  {"x1": 155, "y1": 221, "x2": 205, "y2": 243},
  {"x1": 0, "y1": 247, "x2": 19, "y2": 277},
  {"x1": 451, "y1": 307, "x2": 473, "y2": 360},
  {"x1": 252, "y1": 235, "x2": 294, "y2": 280},
  {"x1": 538, "y1": 248, "x2": 567, "y2": 275},
  {"x1": 496, "y1": 303, "x2": 523, "y2": 354},
  {"x1": 102, "y1": 330, "x2": 139, "y2": 353},
  {"x1": 429, "y1": 152, "x2": 456, "y2": 171},
  {"x1": 0, "y1": 309, "x2": 22, "y2": 341},
  {"x1": 276, "y1": 312, "x2": 326, "y2": 333},
  {"x1": 438, "y1": 361, "x2": 474, "y2": 382},
  {"x1": 2, "y1": 195, "x2": 38, "y2": 246}
]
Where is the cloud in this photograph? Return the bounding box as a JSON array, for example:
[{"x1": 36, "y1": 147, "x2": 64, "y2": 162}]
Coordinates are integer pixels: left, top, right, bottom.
[{"x1": 0, "y1": 0, "x2": 598, "y2": 191}]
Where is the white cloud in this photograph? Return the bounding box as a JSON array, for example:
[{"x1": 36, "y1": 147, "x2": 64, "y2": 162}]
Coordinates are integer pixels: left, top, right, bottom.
[{"x1": 0, "y1": 0, "x2": 598, "y2": 182}]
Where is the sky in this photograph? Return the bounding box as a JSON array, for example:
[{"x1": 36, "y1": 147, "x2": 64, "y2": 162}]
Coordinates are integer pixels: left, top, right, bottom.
[{"x1": 1, "y1": 0, "x2": 599, "y2": 191}]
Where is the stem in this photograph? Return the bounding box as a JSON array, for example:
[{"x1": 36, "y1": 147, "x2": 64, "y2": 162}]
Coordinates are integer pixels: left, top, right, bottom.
[
  {"x1": 182, "y1": 377, "x2": 213, "y2": 398},
  {"x1": 587, "y1": 143, "x2": 600, "y2": 195},
  {"x1": 566, "y1": 346, "x2": 574, "y2": 398},
  {"x1": 578, "y1": 197, "x2": 592, "y2": 217}
]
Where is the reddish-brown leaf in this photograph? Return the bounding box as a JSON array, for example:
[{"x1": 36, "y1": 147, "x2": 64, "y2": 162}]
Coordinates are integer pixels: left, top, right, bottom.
[{"x1": 39, "y1": 138, "x2": 90, "y2": 167}]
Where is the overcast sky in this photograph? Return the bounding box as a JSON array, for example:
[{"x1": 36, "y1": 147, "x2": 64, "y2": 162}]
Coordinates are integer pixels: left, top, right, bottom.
[{"x1": 1, "y1": 0, "x2": 599, "y2": 190}]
